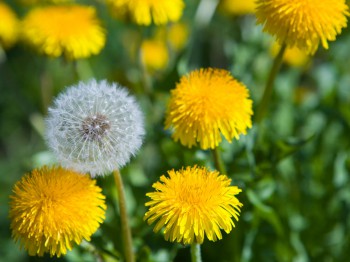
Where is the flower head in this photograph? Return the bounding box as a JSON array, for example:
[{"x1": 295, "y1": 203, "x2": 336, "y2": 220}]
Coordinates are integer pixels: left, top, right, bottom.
[
  {"x1": 140, "y1": 39, "x2": 169, "y2": 72},
  {"x1": 9, "y1": 166, "x2": 106, "y2": 257},
  {"x1": 255, "y1": 0, "x2": 350, "y2": 54},
  {"x1": 165, "y1": 68, "x2": 253, "y2": 150},
  {"x1": 0, "y1": 2, "x2": 19, "y2": 49},
  {"x1": 107, "y1": 0, "x2": 185, "y2": 26},
  {"x1": 46, "y1": 79, "x2": 144, "y2": 177},
  {"x1": 144, "y1": 166, "x2": 243, "y2": 244},
  {"x1": 21, "y1": 5, "x2": 106, "y2": 60},
  {"x1": 167, "y1": 23, "x2": 189, "y2": 51}
]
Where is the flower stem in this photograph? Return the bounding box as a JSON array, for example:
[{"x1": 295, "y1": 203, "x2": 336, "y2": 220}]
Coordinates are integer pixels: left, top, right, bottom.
[
  {"x1": 113, "y1": 170, "x2": 135, "y2": 262},
  {"x1": 212, "y1": 147, "x2": 227, "y2": 175},
  {"x1": 190, "y1": 243, "x2": 202, "y2": 262},
  {"x1": 255, "y1": 42, "x2": 287, "y2": 123}
]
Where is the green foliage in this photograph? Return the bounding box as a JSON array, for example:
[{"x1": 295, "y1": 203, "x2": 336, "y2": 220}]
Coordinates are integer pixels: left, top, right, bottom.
[{"x1": 1, "y1": 0, "x2": 350, "y2": 261}]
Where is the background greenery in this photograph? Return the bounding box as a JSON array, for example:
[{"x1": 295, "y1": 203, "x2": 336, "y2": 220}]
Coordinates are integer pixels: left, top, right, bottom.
[{"x1": 1, "y1": 0, "x2": 350, "y2": 261}]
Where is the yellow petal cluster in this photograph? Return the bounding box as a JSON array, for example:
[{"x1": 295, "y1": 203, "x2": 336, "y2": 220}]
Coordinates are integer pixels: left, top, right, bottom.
[
  {"x1": 21, "y1": 5, "x2": 106, "y2": 60},
  {"x1": 0, "y1": 2, "x2": 19, "y2": 49},
  {"x1": 144, "y1": 166, "x2": 243, "y2": 244},
  {"x1": 107, "y1": 0, "x2": 185, "y2": 26},
  {"x1": 165, "y1": 68, "x2": 253, "y2": 149},
  {"x1": 9, "y1": 166, "x2": 106, "y2": 257},
  {"x1": 167, "y1": 23, "x2": 189, "y2": 51},
  {"x1": 140, "y1": 39, "x2": 169, "y2": 72},
  {"x1": 255, "y1": 0, "x2": 350, "y2": 54}
]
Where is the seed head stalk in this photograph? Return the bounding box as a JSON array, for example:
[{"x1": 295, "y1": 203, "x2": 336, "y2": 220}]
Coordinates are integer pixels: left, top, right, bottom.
[{"x1": 113, "y1": 170, "x2": 135, "y2": 262}]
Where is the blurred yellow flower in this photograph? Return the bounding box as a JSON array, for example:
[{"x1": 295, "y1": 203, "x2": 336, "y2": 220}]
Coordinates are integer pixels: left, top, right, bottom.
[
  {"x1": 219, "y1": 0, "x2": 256, "y2": 16},
  {"x1": 140, "y1": 39, "x2": 169, "y2": 72},
  {"x1": 167, "y1": 23, "x2": 189, "y2": 51},
  {"x1": 271, "y1": 42, "x2": 310, "y2": 67},
  {"x1": 0, "y1": 2, "x2": 19, "y2": 49},
  {"x1": 107, "y1": 0, "x2": 185, "y2": 26},
  {"x1": 165, "y1": 68, "x2": 253, "y2": 149},
  {"x1": 9, "y1": 166, "x2": 106, "y2": 257},
  {"x1": 19, "y1": 0, "x2": 73, "y2": 5},
  {"x1": 144, "y1": 166, "x2": 243, "y2": 244},
  {"x1": 21, "y1": 5, "x2": 106, "y2": 60},
  {"x1": 256, "y1": 0, "x2": 349, "y2": 54}
]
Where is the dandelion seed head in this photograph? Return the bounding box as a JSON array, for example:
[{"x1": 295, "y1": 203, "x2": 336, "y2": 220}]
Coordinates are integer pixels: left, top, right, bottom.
[{"x1": 46, "y1": 79, "x2": 145, "y2": 176}]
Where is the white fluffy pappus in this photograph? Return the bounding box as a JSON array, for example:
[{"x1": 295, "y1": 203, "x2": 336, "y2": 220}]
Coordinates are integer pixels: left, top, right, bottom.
[{"x1": 45, "y1": 79, "x2": 145, "y2": 177}]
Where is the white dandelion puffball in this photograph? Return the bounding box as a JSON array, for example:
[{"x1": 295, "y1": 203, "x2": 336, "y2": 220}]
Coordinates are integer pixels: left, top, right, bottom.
[{"x1": 45, "y1": 79, "x2": 145, "y2": 177}]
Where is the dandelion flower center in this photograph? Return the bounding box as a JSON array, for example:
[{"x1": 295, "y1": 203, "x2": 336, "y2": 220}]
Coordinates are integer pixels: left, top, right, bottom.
[
  {"x1": 255, "y1": 0, "x2": 350, "y2": 54},
  {"x1": 82, "y1": 114, "x2": 111, "y2": 141},
  {"x1": 165, "y1": 68, "x2": 253, "y2": 149},
  {"x1": 9, "y1": 166, "x2": 106, "y2": 257},
  {"x1": 144, "y1": 166, "x2": 243, "y2": 244}
]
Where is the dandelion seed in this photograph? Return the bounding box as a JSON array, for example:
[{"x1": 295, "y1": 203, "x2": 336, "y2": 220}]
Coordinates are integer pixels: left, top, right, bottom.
[
  {"x1": 45, "y1": 79, "x2": 145, "y2": 177},
  {"x1": 144, "y1": 166, "x2": 243, "y2": 244},
  {"x1": 9, "y1": 166, "x2": 106, "y2": 257},
  {"x1": 165, "y1": 68, "x2": 253, "y2": 150}
]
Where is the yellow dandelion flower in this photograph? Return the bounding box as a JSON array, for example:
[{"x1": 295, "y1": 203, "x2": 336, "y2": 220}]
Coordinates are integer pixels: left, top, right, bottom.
[
  {"x1": 271, "y1": 41, "x2": 310, "y2": 67},
  {"x1": 19, "y1": 0, "x2": 73, "y2": 5},
  {"x1": 21, "y1": 5, "x2": 106, "y2": 60},
  {"x1": 0, "y1": 2, "x2": 19, "y2": 49},
  {"x1": 9, "y1": 166, "x2": 106, "y2": 257},
  {"x1": 219, "y1": 0, "x2": 256, "y2": 16},
  {"x1": 255, "y1": 0, "x2": 350, "y2": 54},
  {"x1": 144, "y1": 166, "x2": 243, "y2": 244},
  {"x1": 107, "y1": 0, "x2": 185, "y2": 26},
  {"x1": 140, "y1": 39, "x2": 169, "y2": 72},
  {"x1": 165, "y1": 68, "x2": 253, "y2": 150},
  {"x1": 167, "y1": 23, "x2": 189, "y2": 51}
]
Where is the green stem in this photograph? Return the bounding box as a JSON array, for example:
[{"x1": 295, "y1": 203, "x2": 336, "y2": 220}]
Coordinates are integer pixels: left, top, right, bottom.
[
  {"x1": 113, "y1": 170, "x2": 135, "y2": 262},
  {"x1": 255, "y1": 42, "x2": 287, "y2": 123},
  {"x1": 190, "y1": 243, "x2": 202, "y2": 262},
  {"x1": 212, "y1": 147, "x2": 227, "y2": 174}
]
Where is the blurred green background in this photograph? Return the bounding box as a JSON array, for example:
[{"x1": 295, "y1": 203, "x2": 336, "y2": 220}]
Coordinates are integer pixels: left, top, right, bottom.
[{"x1": 1, "y1": 0, "x2": 350, "y2": 261}]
